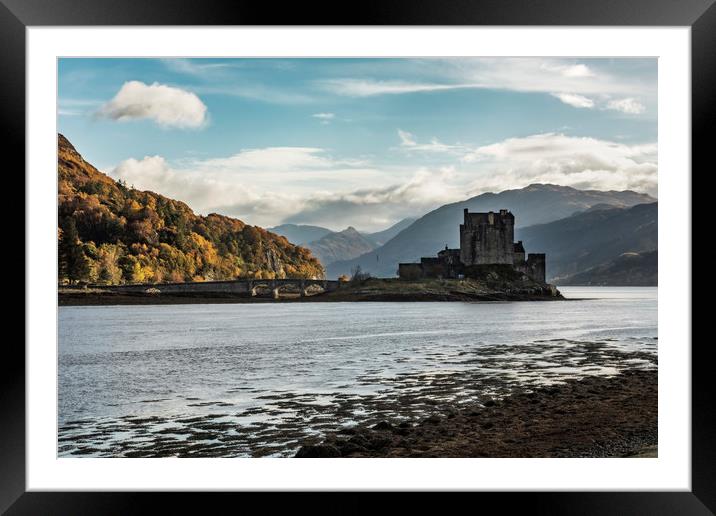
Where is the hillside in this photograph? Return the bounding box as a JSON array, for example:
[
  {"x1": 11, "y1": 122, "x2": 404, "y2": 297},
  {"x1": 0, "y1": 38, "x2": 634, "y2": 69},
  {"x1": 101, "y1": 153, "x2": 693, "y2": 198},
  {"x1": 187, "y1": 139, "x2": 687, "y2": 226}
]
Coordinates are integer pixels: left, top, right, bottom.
[
  {"x1": 326, "y1": 184, "x2": 655, "y2": 278},
  {"x1": 557, "y1": 251, "x2": 657, "y2": 286},
  {"x1": 362, "y1": 217, "x2": 416, "y2": 246},
  {"x1": 517, "y1": 202, "x2": 657, "y2": 283},
  {"x1": 57, "y1": 134, "x2": 324, "y2": 284},
  {"x1": 305, "y1": 227, "x2": 377, "y2": 266}
]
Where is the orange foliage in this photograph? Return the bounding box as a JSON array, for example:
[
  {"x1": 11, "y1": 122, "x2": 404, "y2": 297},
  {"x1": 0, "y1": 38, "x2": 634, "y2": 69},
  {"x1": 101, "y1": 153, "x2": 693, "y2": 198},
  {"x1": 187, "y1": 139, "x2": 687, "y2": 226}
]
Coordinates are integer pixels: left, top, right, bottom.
[{"x1": 57, "y1": 134, "x2": 324, "y2": 284}]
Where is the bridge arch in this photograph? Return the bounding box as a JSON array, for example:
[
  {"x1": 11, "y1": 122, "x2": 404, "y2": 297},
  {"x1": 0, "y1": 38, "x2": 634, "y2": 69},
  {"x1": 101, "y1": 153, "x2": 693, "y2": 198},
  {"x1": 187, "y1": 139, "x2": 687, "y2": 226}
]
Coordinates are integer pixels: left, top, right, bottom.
[
  {"x1": 247, "y1": 279, "x2": 331, "y2": 299},
  {"x1": 86, "y1": 277, "x2": 342, "y2": 299}
]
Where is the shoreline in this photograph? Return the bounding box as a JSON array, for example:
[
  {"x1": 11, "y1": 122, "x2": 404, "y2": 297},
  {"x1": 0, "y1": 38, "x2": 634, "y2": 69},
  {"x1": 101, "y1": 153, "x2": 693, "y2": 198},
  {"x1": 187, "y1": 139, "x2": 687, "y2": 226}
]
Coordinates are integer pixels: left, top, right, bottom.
[
  {"x1": 58, "y1": 277, "x2": 564, "y2": 306},
  {"x1": 295, "y1": 368, "x2": 657, "y2": 458},
  {"x1": 58, "y1": 291, "x2": 565, "y2": 306}
]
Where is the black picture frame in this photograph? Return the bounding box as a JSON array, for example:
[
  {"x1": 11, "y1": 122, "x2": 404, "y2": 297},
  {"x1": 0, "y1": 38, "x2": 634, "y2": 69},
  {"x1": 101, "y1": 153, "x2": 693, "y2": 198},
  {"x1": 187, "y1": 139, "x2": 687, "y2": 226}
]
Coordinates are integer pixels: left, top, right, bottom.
[{"x1": 4, "y1": 0, "x2": 711, "y2": 512}]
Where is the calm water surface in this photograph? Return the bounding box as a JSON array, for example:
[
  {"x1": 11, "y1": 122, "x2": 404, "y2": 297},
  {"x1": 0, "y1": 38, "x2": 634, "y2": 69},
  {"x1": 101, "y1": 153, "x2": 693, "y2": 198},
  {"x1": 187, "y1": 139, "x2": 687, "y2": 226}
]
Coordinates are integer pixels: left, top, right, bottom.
[{"x1": 58, "y1": 287, "x2": 657, "y2": 457}]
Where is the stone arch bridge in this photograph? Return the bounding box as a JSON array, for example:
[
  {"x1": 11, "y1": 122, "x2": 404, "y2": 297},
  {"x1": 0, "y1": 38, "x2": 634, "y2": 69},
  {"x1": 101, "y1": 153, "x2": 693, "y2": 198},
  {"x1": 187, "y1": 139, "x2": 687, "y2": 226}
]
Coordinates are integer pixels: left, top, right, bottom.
[{"x1": 83, "y1": 278, "x2": 342, "y2": 299}]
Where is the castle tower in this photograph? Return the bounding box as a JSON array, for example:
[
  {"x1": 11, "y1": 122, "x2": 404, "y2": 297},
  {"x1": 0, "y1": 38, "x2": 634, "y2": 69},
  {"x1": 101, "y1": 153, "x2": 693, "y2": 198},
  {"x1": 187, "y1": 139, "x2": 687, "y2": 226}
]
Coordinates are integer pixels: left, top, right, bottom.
[{"x1": 459, "y1": 209, "x2": 515, "y2": 266}]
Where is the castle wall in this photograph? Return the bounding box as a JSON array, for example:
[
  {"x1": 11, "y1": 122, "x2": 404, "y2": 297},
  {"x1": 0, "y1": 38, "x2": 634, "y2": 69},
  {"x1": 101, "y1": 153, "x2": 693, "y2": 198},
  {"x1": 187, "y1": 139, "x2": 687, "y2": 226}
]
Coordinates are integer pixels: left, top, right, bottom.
[
  {"x1": 526, "y1": 253, "x2": 546, "y2": 283},
  {"x1": 420, "y1": 257, "x2": 448, "y2": 278},
  {"x1": 398, "y1": 263, "x2": 424, "y2": 280},
  {"x1": 398, "y1": 250, "x2": 463, "y2": 280},
  {"x1": 459, "y1": 209, "x2": 515, "y2": 266}
]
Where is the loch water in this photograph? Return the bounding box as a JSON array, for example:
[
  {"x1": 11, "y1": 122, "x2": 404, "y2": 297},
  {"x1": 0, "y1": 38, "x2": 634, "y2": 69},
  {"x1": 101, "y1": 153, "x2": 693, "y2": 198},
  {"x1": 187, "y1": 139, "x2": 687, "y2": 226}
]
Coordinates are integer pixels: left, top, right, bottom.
[{"x1": 58, "y1": 287, "x2": 657, "y2": 457}]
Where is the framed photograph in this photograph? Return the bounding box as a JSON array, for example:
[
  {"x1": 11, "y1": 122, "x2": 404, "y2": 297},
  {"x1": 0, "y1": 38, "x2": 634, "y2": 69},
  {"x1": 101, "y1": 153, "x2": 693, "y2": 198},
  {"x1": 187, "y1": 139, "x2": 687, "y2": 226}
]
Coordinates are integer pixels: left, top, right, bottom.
[{"x1": 6, "y1": 0, "x2": 711, "y2": 511}]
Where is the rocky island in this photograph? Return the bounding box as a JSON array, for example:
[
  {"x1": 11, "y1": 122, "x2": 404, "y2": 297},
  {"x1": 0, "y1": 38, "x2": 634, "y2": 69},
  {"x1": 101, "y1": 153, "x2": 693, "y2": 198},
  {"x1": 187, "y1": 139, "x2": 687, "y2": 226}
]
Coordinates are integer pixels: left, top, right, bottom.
[
  {"x1": 320, "y1": 267, "x2": 560, "y2": 303},
  {"x1": 59, "y1": 274, "x2": 561, "y2": 305}
]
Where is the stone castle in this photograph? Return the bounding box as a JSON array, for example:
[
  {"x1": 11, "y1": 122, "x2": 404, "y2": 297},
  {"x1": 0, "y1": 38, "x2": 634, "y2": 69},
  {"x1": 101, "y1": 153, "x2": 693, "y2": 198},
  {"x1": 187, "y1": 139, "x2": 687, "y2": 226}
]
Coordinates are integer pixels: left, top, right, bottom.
[{"x1": 398, "y1": 209, "x2": 546, "y2": 283}]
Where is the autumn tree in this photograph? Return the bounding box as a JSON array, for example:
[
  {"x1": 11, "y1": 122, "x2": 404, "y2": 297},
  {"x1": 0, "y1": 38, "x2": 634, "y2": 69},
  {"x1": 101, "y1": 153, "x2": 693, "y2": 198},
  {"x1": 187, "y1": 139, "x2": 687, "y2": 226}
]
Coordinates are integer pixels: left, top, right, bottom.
[
  {"x1": 97, "y1": 244, "x2": 123, "y2": 284},
  {"x1": 57, "y1": 134, "x2": 325, "y2": 286},
  {"x1": 59, "y1": 218, "x2": 90, "y2": 284}
]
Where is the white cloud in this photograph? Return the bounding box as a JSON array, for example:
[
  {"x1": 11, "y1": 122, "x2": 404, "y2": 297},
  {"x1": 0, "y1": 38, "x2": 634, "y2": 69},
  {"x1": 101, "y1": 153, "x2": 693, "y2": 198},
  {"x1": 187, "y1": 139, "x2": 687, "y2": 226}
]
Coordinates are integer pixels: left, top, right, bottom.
[
  {"x1": 562, "y1": 64, "x2": 594, "y2": 77},
  {"x1": 58, "y1": 98, "x2": 102, "y2": 117},
  {"x1": 319, "y1": 58, "x2": 651, "y2": 114},
  {"x1": 163, "y1": 58, "x2": 296, "y2": 76},
  {"x1": 605, "y1": 97, "x2": 646, "y2": 114},
  {"x1": 398, "y1": 129, "x2": 416, "y2": 146},
  {"x1": 444, "y1": 58, "x2": 650, "y2": 98},
  {"x1": 161, "y1": 58, "x2": 236, "y2": 76},
  {"x1": 192, "y1": 84, "x2": 315, "y2": 105},
  {"x1": 109, "y1": 145, "x2": 463, "y2": 231},
  {"x1": 196, "y1": 146, "x2": 350, "y2": 172},
  {"x1": 284, "y1": 167, "x2": 462, "y2": 230},
  {"x1": 110, "y1": 132, "x2": 657, "y2": 231},
  {"x1": 110, "y1": 146, "x2": 383, "y2": 228},
  {"x1": 461, "y1": 133, "x2": 657, "y2": 197},
  {"x1": 396, "y1": 129, "x2": 465, "y2": 153},
  {"x1": 550, "y1": 92, "x2": 595, "y2": 109},
  {"x1": 312, "y1": 112, "x2": 335, "y2": 124},
  {"x1": 151, "y1": 58, "x2": 652, "y2": 113},
  {"x1": 318, "y1": 79, "x2": 470, "y2": 97},
  {"x1": 160, "y1": 59, "x2": 315, "y2": 105},
  {"x1": 112, "y1": 154, "x2": 299, "y2": 225},
  {"x1": 98, "y1": 81, "x2": 208, "y2": 128},
  {"x1": 159, "y1": 57, "x2": 651, "y2": 114},
  {"x1": 541, "y1": 63, "x2": 595, "y2": 78}
]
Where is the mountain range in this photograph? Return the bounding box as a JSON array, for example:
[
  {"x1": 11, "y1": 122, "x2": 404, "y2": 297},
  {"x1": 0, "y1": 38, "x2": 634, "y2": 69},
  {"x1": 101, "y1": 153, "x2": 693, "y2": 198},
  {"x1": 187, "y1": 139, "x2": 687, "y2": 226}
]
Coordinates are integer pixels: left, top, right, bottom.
[
  {"x1": 269, "y1": 217, "x2": 416, "y2": 268},
  {"x1": 517, "y1": 202, "x2": 657, "y2": 283},
  {"x1": 557, "y1": 250, "x2": 657, "y2": 286},
  {"x1": 326, "y1": 184, "x2": 655, "y2": 279},
  {"x1": 362, "y1": 217, "x2": 416, "y2": 246},
  {"x1": 304, "y1": 227, "x2": 377, "y2": 266}
]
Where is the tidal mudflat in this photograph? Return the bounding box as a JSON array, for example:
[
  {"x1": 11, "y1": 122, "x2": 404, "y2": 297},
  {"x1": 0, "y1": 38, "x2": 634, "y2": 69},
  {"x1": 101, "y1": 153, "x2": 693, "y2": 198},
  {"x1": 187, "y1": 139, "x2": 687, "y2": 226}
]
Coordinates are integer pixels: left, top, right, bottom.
[{"x1": 58, "y1": 287, "x2": 657, "y2": 458}]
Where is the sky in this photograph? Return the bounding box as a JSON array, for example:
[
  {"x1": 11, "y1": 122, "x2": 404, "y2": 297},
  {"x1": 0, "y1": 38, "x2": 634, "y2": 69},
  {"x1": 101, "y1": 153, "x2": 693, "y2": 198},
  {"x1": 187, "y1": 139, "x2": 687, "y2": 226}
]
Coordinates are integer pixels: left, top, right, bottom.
[{"x1": 58, "y1": 58, "x2": 657, "y2": 232}]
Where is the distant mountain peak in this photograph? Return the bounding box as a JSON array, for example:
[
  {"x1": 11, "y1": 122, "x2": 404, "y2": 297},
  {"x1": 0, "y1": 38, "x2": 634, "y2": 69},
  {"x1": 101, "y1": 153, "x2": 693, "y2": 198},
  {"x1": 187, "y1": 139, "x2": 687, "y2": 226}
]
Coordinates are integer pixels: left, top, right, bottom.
[
  {"x1": 524, "y1": 183, "x2": 560, "y2": 190},
  {"x1": 519, "y1": 183, "x2": 579, "y2": 193},
  {"x1": 303, "y1": 225, "x2": 377, "y2": 267}
]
